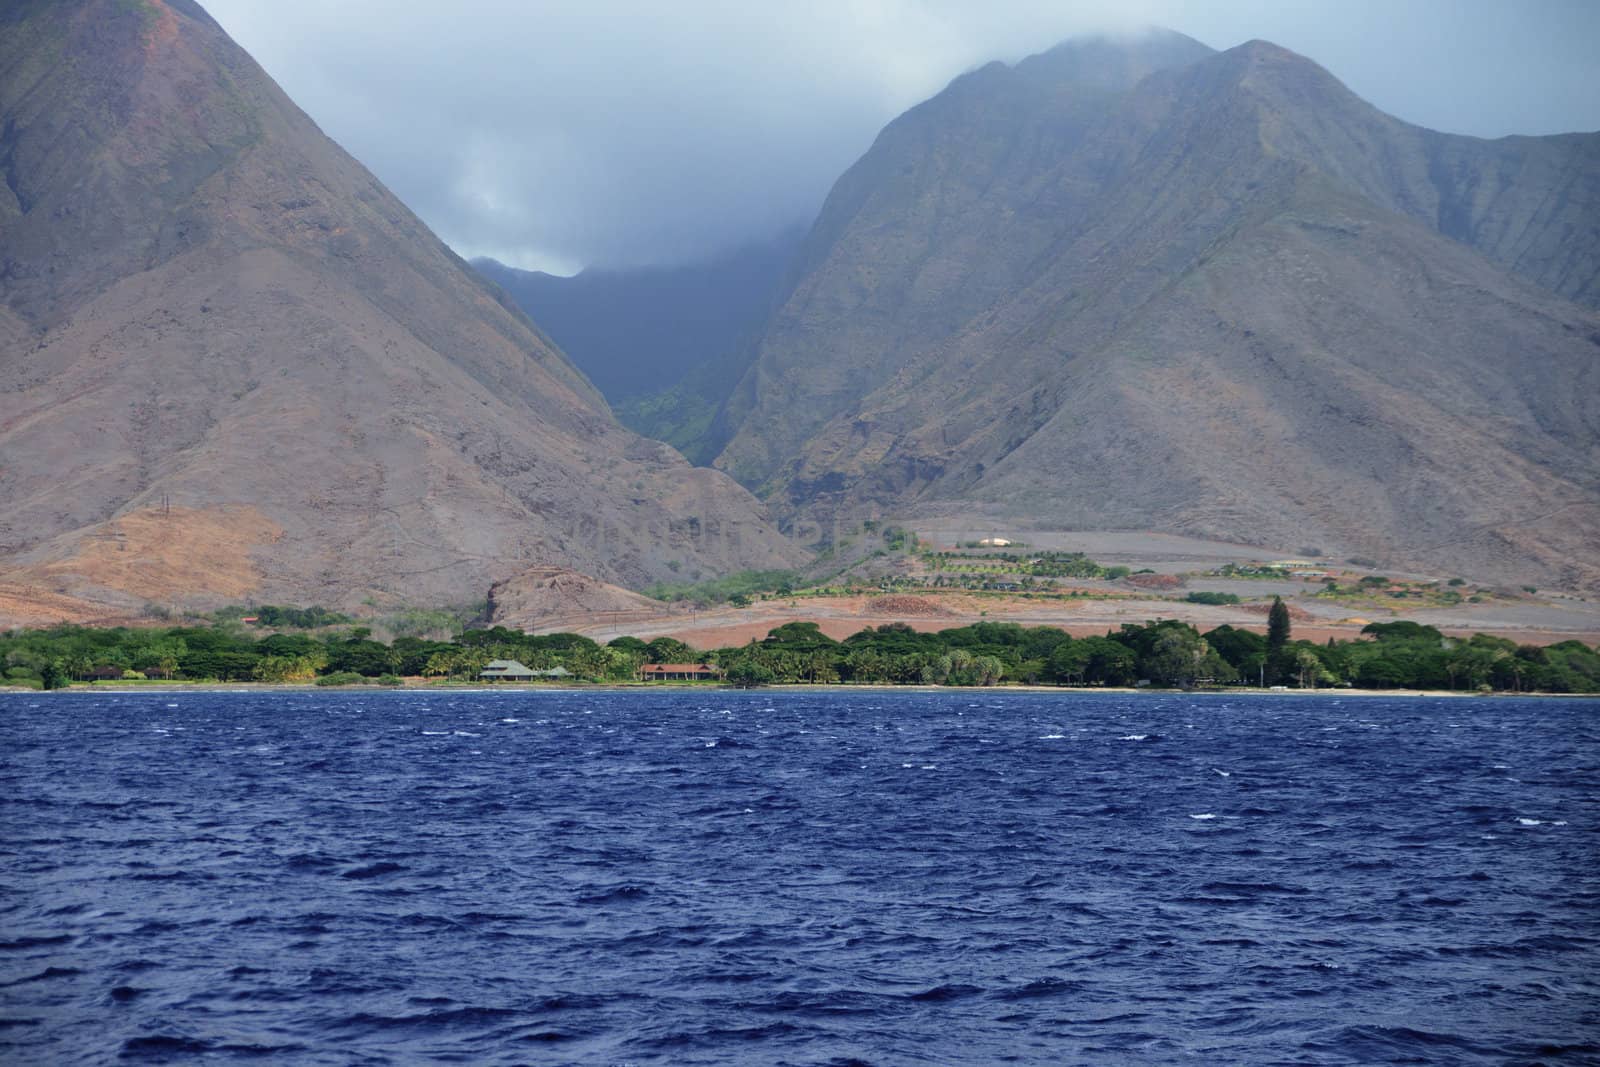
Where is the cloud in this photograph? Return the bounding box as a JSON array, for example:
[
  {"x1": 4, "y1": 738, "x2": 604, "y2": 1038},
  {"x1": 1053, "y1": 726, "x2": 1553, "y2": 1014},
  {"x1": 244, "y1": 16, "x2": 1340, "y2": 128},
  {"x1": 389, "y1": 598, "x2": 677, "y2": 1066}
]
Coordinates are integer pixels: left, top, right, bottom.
[{"x1": 203, "y1": 0, "x2": 1600, "y2": 273}]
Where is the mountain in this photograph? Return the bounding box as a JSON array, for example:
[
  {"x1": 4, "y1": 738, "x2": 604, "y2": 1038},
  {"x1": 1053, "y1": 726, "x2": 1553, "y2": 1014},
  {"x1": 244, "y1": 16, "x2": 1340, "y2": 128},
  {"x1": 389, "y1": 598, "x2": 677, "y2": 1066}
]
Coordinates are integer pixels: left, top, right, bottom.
[
  {"x1": 705, "y1": 32, "x2": 1600, "y2": 590},
  {"x1": 0, "y1": 0, "x2": 799, "y2": 621},
  {"x1": 473, "y1": 229, "x2": 802, "y2": 404},
  {"x1": 475, "y1": 230, "x2": 803, "y2": 462}
]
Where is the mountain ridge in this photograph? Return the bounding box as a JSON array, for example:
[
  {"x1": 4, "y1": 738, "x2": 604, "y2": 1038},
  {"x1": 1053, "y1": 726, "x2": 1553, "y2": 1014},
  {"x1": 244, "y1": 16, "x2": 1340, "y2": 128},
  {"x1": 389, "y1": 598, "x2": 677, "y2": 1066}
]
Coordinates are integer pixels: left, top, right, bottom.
[
  {"x1": 0, "y1": 0, "x2": 800, "y2": 621},
  {"x1": 472, "y1": 230, "x2": 804, "y2": 460},
  {"x1": 704, "y1": 34, "x2": 1600, "y2": 590}
]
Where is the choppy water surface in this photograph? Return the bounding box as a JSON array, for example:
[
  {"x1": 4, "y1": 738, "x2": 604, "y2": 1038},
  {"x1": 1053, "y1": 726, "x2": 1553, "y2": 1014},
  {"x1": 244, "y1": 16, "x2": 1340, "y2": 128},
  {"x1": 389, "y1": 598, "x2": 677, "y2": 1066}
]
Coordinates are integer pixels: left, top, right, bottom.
[{"x1": 2, "y1": 690, "x2": 1597, "y2": 1065}]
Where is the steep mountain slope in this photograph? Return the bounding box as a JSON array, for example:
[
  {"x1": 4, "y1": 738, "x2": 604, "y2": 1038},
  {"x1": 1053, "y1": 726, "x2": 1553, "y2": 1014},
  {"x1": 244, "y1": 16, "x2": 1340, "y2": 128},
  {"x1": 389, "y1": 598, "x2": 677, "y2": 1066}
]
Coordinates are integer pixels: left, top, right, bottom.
[
  {"x1": 705, "y1": 31, "x2": 1217, "y2": 477},
  {"x1": 0, "y1": 0, "x2": 799, "y2": 619},
  {"x1": 710, "y1": 35, "x2": 1600, "y2": 590}
]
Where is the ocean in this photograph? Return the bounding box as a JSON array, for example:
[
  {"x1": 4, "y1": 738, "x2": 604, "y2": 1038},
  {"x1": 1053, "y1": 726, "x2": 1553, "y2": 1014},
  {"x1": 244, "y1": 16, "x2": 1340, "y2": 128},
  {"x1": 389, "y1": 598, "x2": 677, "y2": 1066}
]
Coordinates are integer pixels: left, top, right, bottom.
[{"x1": 2, "y1": 689, "x2": 1596, "y2": 1064}]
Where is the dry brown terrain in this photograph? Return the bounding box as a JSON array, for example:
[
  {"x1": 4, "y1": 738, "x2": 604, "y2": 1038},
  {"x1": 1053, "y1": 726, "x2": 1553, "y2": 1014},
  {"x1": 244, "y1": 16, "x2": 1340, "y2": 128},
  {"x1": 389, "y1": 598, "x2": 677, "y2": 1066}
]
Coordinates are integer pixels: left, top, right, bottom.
[
  {"x1": 529, "y1": 588, "x2": 1600, "y2": 651},
  {"x1": 708, "y1": 34, "x2": 1600, "y2": 592},
  {"x1": 486, "y1": 567, "x2": 667, "y2": 634},
  {"x1": 479, "y1": 525, "x2": 1600, "y2": 649},
  {"x1": 15, "y1": 506, "x2": 282, "y2": 605},
  {"x1": 0, "y1": 583, "x2": 141, "y2": 629},
  {"x1": 0, "y1": 0, "x2": 800, "y2": 621}
]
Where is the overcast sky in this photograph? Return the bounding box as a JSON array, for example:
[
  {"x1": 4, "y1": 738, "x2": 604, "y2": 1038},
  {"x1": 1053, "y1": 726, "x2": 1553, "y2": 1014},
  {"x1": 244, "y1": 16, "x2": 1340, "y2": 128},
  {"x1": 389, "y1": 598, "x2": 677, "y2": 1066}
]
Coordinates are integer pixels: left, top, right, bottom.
[{"x1": 205, "y1": 0, "x2": 1600, "y2": 275}]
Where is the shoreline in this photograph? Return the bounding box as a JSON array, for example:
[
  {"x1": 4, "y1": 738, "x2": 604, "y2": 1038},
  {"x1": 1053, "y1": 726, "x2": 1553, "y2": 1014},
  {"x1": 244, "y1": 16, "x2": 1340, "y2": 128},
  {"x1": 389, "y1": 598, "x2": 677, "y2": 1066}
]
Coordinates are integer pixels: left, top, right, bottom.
[{"x1": 3, "y1": 682, "x2": 1591, "y2": 699}]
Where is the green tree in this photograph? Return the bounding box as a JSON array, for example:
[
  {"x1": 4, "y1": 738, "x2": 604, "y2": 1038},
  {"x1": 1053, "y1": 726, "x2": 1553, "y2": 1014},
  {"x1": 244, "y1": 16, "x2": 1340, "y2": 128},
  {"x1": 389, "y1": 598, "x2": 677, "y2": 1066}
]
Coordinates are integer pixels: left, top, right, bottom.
[
  {"x1": 1205, "y1": 625, "x2": 1267, "y2": 683},
  {"x1": 727, "y1": 660, "x2": 775, "y2": 687},
  {"x1": 1361, "y1": 620, "x2": 1443, "y2": 642},
  {"x1": 763, "y1": 622, "x2": 836, "y2": 649},
  {"x1": 423, "y1": 647, "x2": 490, "y2": 679},
  {"x1": 256, "y1": 654, "x2": 324, "y2": 683},
  {"x1": 644, "y1": 637, "x2": 694, "y2": 663},
  {"x1": 972, "y1": 654, "x2": 1005, "y2": 686},
  {"x1": 1146, "y1": 629, "x2": 1209, "y2": 687},
  {"x1": 390, "y1": 638, "x2": 452, "y2": 676},
  {"x1": 132, "y1": 638, "x2": 186, "y2": 680},
  {"x1": 1081, "y1": 637, "x2": 1137, "y2": 686},
  {"x1": 326, "y1": 639, "x2": 397, "y2": 677},
  {"x1": 845, "y1": 648, "x2": 889, "y2": 683},
  {"x1": 569, "y1": 645, "x2": 611, "y2": 680},
  {"x1": 1266, "y1": 597, "x2": 1292, "y2": 682},
  {"x1": 1293, "y1": 646, "x2": 1329, "y2": 688},
  {"x1": 803, "y1": 651, "x2": 840, "y2": 684},
  {"x1": 603, "y1": 646, "x2": 644, "y2": 680},
  {"x1": 1049, "y1": 640, "x2": 1091, "y2": 684},
  {"x1": 41, "y1": 661, "x2": 69, "y2": 690}
]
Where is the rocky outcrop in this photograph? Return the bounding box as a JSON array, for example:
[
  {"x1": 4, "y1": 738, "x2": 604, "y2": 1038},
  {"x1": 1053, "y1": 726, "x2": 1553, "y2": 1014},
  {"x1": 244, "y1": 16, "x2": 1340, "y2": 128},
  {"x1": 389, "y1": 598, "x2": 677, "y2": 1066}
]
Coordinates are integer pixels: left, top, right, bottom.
[{"x1": 486, "y1": 566, "x2": 666, "y2": 633}]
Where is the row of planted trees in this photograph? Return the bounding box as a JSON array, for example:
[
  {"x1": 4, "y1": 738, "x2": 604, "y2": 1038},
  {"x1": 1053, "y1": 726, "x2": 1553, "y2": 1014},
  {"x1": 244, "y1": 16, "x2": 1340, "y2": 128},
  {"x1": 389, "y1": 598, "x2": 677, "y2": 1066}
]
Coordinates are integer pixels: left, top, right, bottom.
[
  {"x1": 712, "y1": 613, "x2": 1599, "y2": 692},
  {"x1": 0, "y1": 624, "x2": 711, "y2": 688},
  {"x1": 3, "y1": 607, "x2": 1598, "y2": 692}
]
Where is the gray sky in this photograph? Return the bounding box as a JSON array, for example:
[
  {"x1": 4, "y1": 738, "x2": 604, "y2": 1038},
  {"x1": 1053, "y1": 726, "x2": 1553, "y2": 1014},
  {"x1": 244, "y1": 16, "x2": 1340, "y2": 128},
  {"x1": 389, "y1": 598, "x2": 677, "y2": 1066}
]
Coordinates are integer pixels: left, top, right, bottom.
[{"x1": 204, "y1": 0, "x2": 1600, "y2": 274}]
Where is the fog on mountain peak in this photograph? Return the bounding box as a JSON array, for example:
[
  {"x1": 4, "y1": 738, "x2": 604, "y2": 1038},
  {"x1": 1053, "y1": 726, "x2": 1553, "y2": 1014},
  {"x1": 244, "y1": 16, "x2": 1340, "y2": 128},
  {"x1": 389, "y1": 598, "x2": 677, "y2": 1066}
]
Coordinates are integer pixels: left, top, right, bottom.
[{"x1": 200, "y1": 0, "x2": 1600, "y2": 273}]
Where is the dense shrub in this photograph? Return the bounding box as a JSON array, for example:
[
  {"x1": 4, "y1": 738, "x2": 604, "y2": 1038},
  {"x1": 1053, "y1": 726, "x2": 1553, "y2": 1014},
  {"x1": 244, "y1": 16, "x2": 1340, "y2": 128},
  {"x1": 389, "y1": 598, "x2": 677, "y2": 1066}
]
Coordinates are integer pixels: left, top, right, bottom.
[
  {"x1": 315, "y1": 671, "x2": 367, "y2": 687},
  {"x1": 1185, "y1": 591, "x2": 1241, "y2": 605}
]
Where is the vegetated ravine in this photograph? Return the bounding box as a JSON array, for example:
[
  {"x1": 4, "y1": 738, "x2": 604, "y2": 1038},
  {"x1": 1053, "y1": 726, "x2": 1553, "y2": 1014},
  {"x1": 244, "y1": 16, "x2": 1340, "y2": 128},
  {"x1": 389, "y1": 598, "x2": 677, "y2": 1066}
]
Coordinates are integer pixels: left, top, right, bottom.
[{"x1": 2, "y1": 691, "x2": 1596, "y2": 1064}]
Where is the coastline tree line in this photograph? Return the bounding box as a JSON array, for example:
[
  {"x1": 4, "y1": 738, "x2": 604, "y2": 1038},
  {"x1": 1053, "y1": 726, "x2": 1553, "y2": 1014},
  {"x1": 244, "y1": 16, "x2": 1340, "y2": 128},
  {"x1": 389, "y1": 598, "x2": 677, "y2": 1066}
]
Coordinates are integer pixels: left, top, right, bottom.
[{"x1": 2, "y1": 599, "x2": 1596, "y2": 693}]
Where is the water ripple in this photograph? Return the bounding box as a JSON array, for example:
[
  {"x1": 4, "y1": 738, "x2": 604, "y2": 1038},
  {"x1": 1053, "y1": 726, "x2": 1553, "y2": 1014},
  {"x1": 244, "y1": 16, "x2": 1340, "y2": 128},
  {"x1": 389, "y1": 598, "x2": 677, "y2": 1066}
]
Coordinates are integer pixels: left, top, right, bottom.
[{"x1": 1, "y1": 689, "x2": 1596, "y2": 1063}]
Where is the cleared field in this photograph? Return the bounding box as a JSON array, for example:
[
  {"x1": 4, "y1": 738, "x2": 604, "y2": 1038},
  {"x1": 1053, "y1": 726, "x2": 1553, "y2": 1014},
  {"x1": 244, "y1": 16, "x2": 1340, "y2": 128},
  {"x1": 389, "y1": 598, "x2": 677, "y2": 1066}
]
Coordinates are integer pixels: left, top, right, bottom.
[{"x1": 548, "y1": 588, "x2": 1600, "y2": 651}]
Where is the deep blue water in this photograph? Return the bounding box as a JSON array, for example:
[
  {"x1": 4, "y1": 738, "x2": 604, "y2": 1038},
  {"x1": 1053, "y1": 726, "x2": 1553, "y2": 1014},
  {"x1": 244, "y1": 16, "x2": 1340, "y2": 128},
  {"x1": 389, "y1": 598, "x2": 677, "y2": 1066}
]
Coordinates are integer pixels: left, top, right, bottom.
[{"x1": 1, "y1": 690, "x2": 1597, "y2": 1065}]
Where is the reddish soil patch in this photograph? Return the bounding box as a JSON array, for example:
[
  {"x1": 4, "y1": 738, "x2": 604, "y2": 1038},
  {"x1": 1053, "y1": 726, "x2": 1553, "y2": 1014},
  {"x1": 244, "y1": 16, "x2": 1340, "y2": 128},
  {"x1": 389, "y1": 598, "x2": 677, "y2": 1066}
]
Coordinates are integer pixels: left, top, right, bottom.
[
  {"x1": 865, "y1": 595, "x2": 949, "y2": 617},
  {"x1": 24, "y1": 505, "x2": 282, "y2": 603},
  {"x1": 0, "y1": 582, "x2": 128, "y2": 628},
  {"x1": 1122, "y1": 573, "x2": 1183, "y2": 590}
]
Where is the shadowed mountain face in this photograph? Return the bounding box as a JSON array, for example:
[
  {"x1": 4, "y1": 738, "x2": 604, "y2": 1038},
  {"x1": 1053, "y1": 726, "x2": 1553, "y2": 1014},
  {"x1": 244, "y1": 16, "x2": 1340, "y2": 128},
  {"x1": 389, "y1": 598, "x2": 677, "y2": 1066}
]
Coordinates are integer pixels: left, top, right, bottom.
[
  {"x1": 709, "y1": 32, "x2": 1600, "y2": 590},
  {"x1": 474, "y1": 232, "x2": 803, "y2": 462},
  {"x1": 0, "y1": 0, "x2": 799, "y2": 618},
  {"x1": 473, "y1": 231, "x2": 802, "y2": 404}
]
